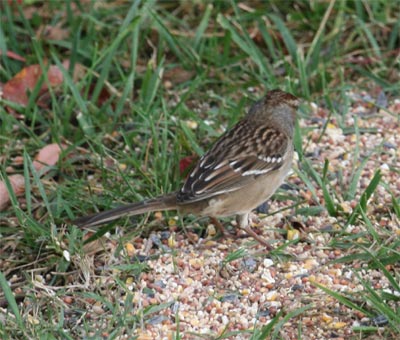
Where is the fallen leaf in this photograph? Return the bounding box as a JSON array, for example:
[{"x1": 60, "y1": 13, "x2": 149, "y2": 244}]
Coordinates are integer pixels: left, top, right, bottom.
[
  {"x1": 86, "y1": 83, "x2": 112, "y2": 108},
  {"x1": 0, "y1": 50, "x2": 26, "y2": 62},
  {"x1": 0, "y1": 174, "x2": 25, "y2": 211},
  {"x1": 37, "y1": 23, "x2": 69, "y2": 41},
  {"x1": 33, "y1": 143, "x2": 67, "y2": 173},
  {"x1": 3, "y1": 64, "x2": 42, "y2": 106},
  {"x1": 3, "y1": 60, "x2": 82, "y2": 110},
  {"x1": 163, "y1": 66, "x2": 194, "y2": 87}
]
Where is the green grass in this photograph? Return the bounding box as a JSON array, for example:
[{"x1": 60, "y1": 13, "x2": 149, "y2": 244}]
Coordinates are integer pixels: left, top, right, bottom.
[{"x1": 1, "y1": 0, "x2": 399, "y2": 339}]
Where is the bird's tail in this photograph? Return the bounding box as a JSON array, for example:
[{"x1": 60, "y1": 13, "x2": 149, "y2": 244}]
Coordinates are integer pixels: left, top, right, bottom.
[{"x1": 73, "y1": 193, "x2": 178, "y2": 228}]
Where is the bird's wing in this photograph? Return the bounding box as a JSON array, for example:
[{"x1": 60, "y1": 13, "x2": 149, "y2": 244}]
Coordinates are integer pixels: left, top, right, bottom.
[{"x1": 177, "y1": 118, "x2": 290, "y2": 203}]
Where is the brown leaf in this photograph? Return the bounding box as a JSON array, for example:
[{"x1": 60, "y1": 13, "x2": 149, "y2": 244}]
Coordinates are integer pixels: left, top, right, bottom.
[
  {"x1": 86, "y1": 83, "x2": 112, "y2": 108},
  {"x1": 0, "y1": 50, "x2": 26, "y2": 62},
  {"x1": 3, "y1": 60, "x2": 82, "y2": 109},
  {"x1": 0, "y1": 174, "x2": 25, "y2": 211},
  {"x1": 3, "y1": 64, "x2": 42, "y2": 106},
  {"x1": 33, "y1": 143, "x2": 67, "y2": 173},
  {"x1": 37, "y1": 23, "x2": 69, "y2": 41},
  {"x1": 163, "y1": 66, "x2": 194, "y2": 88}
]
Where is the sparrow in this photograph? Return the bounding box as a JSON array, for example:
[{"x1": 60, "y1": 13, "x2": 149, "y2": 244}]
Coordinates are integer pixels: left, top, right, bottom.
[{"x1": 74, "y1": 89, "x2": 299, "y2": 248}]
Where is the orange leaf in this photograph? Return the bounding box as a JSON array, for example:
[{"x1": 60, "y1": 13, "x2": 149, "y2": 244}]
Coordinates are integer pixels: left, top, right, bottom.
[
  {"x1": 3, "y1": 65, "x2": 42, "y2": 106},
  {"x1": 3, "y1": 60, "x2": 79, "y2": 109},
  {"x1": 0, "y1": 174, "x2": 25, "y2": 211},
  {"x1": 33, "y1": 143, "x2": 67, "y2": 173}
]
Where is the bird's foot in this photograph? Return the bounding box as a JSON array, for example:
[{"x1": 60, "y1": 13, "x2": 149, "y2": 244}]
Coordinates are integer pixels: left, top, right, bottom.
[
  {"x1": 208, "y1": 217, "x2": 272, "y2": 250},
  {"x1": 240, "y1": 225, "x2": 272, "y2": 250}
]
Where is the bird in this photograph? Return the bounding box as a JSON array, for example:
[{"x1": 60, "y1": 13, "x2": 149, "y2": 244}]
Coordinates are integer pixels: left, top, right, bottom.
[{"x1": 74, "y1": 89, "x2": 299, "y2": 248}]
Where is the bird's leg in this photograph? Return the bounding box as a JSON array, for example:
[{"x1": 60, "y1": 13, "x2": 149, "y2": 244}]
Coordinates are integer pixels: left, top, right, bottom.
[
  {"x1": 198, "y1": 217, "x2": 235, "y2": 248},
  {"x1": 210, "y1": 217, "x2": 226, "y2": 235},
  {"x1": 210, "y1": 217, "x2": 236, "y2": 237},
  {"x1": 236, "y1": 213, "x2": 272, "y2": 250}
]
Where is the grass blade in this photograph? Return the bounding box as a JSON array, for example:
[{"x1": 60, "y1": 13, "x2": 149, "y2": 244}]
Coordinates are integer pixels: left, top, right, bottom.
[
  {"x1": 270, "y1": 305, "x2": 313, "y2": 339},
  {"x1": 217, "y1": 13, "x2": 275, "y2": 81},
  {"x1": 268, "y1": 14, "x2": 298, "y2": 61},
  {"x1": 140, "y1": 58, "x2": 164, "y2": 112},
  {"x1": 347, "y1": 170, "x2": 381, "y2": 226},
  {"x1": 194, "y1": 3, "x2": 213, "y2": 50},
  {"x1": 312, "y1": 281, "x2": 372, "y2": 317},
  {"x1": 0, "y1": 272, "x2": 25, "y2": 332},
  {"x1": 360, "y1": 170, "x2": 381, "y2": 211},
  {"x1": 305, "y1": 0, "x2": 336, "y2": 66}
]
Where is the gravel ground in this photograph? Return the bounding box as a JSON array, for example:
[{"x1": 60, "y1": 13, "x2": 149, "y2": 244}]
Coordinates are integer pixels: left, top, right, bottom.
[{"x1": 72, "y1": 93, "x2": 399, "y2": 339}]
